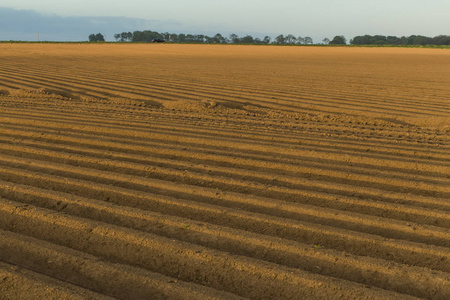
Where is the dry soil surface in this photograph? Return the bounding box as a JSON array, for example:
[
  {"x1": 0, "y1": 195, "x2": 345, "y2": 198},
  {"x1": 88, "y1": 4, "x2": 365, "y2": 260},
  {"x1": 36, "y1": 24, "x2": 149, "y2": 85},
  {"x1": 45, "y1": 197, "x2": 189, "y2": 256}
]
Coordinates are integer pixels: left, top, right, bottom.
[{"x1": 0, "y1": 44, "x2": 449, "y2": 299}]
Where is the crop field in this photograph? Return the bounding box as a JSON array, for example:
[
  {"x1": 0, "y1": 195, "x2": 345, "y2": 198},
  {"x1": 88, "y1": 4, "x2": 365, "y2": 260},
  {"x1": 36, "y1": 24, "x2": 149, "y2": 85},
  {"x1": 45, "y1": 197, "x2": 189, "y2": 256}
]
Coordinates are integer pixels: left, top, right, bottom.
[{"x1": 0, "y1": 43, "x2": 449, "y2": 299}]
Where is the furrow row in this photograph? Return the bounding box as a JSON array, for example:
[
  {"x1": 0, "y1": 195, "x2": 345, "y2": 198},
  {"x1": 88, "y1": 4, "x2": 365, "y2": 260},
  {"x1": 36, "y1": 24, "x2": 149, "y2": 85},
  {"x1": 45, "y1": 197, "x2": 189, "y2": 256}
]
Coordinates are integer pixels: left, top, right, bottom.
[
  {"x1": 0, "y1": 70, "x2": 163, "y2": 101},
  {"x1": 0, "y1": 261, "x2": 114, "y2": 300},
  {"x1": 0, "y1": 133, "x2": 446, "y2": 202},
  {"x1": 2, "y1": 111, "x2": 447, "y2": 159},
  {"x1": 1, "y1": 126, "x2": 446, "y2": 179},
  {"x1": 1, "y1": 183, "x2": 449, "y2": 299},
  {"x1": 3, "y1": 105, "x2": 445, "y2": 149},
  {"x1": 2, "y1": 150, "x2": 450, "y2": 236},
  {"x1": 5, "y1": 61, "x2": 448, "y2": 112},
  {"x1": 0, "y1": 68, "x2": 324, "y2": 116},
  {"x1": 0, "y1": 230, "x2": 242, "y2": 300},
  {"x1": 0, "y1": 165, "x2": 449, "y2": 274},
  {"x1": 1, "y1": 123, "x2": 447, "y2": 195},
  {"x1": 1, "y1": 43, "x2": 449, "y2": 300},
  {"x1": 0, "y1": 198, "x2": 419, "y2": 300},
  {"x1": 0, "y1": 66, "x2": 446, "y2": 117},
  {"x1": 1, "y1": 141, "x2": 449, "y2": 228},
  {"x1": 1, "y1": 111, "x2": 446, "y2": 171}
]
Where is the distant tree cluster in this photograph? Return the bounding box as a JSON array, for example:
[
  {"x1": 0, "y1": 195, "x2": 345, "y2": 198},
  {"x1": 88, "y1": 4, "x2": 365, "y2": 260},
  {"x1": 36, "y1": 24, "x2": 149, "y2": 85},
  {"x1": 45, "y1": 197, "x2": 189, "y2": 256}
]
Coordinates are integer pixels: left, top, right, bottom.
[
  {"x1": 350, "y1": 35, "x2": 450, "y2": 45},
  {"x1": 272, "y1": 34, "x2": 314, "y2": 45},
  {"x1": 112, "y1": 30, "x2": 315, "y2": 45},
  {"x1": 131, "y1": 30, "x2": 164, "y2": 42},
  {"x1": 328, "y1": 36, "x2": 346, "y2": 45},
  {"x1": 90, "y1": 31, "x2": 449, "y2": 46},
  {"x1": 88, "y1": 33, "x2": 105, "y2": 42},
  {"x1": 114, "y1": 32, "x2": 133, "y2": 42}
]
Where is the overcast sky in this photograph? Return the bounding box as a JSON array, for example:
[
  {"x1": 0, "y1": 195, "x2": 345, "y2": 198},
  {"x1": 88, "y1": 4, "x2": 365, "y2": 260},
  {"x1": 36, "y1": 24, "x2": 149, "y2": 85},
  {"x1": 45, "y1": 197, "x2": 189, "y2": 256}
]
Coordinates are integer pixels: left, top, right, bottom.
[{"x1": 1, "y1": 0, "x2": 449, "y2": 41}]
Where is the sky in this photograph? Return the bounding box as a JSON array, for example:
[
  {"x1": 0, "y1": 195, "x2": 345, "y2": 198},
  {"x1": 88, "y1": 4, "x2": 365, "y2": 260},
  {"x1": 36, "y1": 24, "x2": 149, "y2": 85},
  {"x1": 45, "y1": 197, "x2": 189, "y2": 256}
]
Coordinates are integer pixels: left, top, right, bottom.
[{"x1": 1, "y1": 0, "x2": 449, "y2": 41}]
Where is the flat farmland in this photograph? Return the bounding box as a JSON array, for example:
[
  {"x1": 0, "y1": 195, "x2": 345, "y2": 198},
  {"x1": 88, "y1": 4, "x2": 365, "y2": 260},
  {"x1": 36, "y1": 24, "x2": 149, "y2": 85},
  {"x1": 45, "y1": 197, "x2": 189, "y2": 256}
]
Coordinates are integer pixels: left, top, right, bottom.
[{"x1": 0, "y1": 43, "x2": 449, "y2": 299}]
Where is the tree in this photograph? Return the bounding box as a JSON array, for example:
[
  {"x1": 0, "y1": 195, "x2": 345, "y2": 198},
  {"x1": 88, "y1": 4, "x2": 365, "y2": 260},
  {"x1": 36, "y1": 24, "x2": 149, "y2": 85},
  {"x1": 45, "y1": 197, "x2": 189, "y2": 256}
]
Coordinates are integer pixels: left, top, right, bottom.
[
  {"x1": 96, "y1": 33, "x2": 105, "y2": 42},
  {"x1": 408, "y1": 35, "x2": 430, "y2": 45},
  {"x1": 263, "y1": 36, "x2": 271, "y2": 44},
  {"x1": 351, "y1": 35, "x2": 400, "y2": 45},
  {"x1": 121, "y1": 32, "x2": 126, "y2": 41},
  {"x1": 304, "y1": 37, "x2": 313, "y2": 44},
  {"x1": 131, "y1": 30, "x2": 163, "y2": 42},
  {"x1": 89, "y1": 33, "x2": 105, "y2": 42},
  {"x1": 229, "y1": 33, "x2": 239, "y2": 43},
  {"x1": 322, "y1": 38, "x2": 330, "y2": 44},
  {"x1": 186, "y1": 34, "x2": 195, "y2": 42},
  {"x1": 329, "y1": 35, "x2": 346, "y2": 45},
  {"x1": 169, "y1": 33, "x2": 178, "y2": 42},
  {"x1": 213, "y1": 33, "x2": 226, "y2": 44},
  {"x1": 177, "y1": 33, "x2": 186, "y2": 42},
  {"x1": 162, "y1": 32, "x2": 171, "y2": 41},
  {"x1": 348, "y1": 34, "x2": 449, "y2": 45},
  {"x1": 275, "y1": 34, "x2": 285, "y2": 44},
  {"x1": 194, "y1": 34, "x2": 205, "y2": 43},
  {"x1": 116, "y1": 32, "x2": 132, "y2": 42},
  {"x1": 286, "y1": 34, "x2": 296, "y2": 44},
  {"x1": 386, "y1": 36, "x2": 401, "y2": 45},
  {"x1": 432, "y1": 35, "x2": 450, "y2": 45},
  {"x1": 350, "y1": 35, "x2": 370, "y2": 45},
  {"x1": 297, "y1": 36, "x2": 305, "y2": 44},
  {"x1": 241, "y1": 35, "x2": 255, "y2": 44}
]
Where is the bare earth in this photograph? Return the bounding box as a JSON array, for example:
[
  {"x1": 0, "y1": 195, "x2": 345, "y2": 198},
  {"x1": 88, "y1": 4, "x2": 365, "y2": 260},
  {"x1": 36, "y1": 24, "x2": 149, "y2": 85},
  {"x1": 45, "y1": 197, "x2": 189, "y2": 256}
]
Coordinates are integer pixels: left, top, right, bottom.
[{"x1": 0, "y1": 43, "x2": 449, "y2": 299}]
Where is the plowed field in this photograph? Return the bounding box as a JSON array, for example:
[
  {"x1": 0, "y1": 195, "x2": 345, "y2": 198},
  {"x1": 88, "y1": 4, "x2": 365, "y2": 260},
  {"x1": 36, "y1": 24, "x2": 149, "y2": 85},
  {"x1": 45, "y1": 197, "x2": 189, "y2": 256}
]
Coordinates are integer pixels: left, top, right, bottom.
[{"x1": 0, "y1": 43, "x2": 449, "y2": 299}]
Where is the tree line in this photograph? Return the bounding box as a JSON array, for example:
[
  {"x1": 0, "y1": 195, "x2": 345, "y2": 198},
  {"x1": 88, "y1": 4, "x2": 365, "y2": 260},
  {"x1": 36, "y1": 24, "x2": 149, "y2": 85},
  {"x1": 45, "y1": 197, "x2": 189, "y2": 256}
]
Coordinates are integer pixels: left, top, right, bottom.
[
  {"x1": 89, "y1": 31, "x2": 449, "y2": 46},
  {"x1": 89, "y1": 33, "x2": 105, "y2": 42},
  {"x1": 112, "y1": 30, "x2": 316, "y2": 45},
  {"x1": 350, "y1": 35, "x2": 450, "y2": 46}
]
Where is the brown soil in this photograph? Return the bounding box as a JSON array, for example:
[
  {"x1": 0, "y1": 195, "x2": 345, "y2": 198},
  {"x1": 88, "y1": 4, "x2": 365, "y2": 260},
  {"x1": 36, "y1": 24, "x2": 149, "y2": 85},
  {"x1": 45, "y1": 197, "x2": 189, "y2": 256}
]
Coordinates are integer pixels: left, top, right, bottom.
[{"x1": 0, "y1": 43, "x2": 449, "y2": 299}]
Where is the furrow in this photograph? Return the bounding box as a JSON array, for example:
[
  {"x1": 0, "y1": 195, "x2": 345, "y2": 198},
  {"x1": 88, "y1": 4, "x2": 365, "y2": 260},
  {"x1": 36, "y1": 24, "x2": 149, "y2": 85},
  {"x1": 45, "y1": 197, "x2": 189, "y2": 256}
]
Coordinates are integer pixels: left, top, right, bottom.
[
  {"x1": 1, "y1": 113, "x2": 448, "y2": 161},
  {"x1": 0, "y1": 230, "x2": 242, "y2": 300},
  {"x1": 88, "y1": 65, "x2": 450, "y2": 106},
  {"x1": 0, "y1": 182, "x2": 448, "y2": 299},
  {"x1": 2, "y1": 108, "x2": 447, "y2": 158},
  {"x1": 9, "y1": 57, "x2": 449, "y2": 110},
  {"x1": 0, "y1": 68, "x2": 444, "y2": 118},
  {"x1": 0, "y1": 76, "x2": 42, "y2": 90},
  {"x1": 0, "y1": 155, "x2": 448, "y2": 239},
  {"x1": 1, "y1": 116, "x2": 446, "y2": 173},
  {"x1": 1, "y1": 133, "x2": 447, "y2": 212},
  {"x1": 0, "y1": 143, "x2": 449, "y2": 230},
  {"x1": 1, "y1": 119, "x2": 447, "y2": 187},
  {"x1": 0, "y1": 261, "x2": 115, "y2": 300},
  {"x1": 0, "y1": 167, "x2": 448, "y2": 273},
  {"x1": 0, "y1": 106, "x2": 441, "y2": 158},
  {"x1": 0, "y1": 198, "x2": 417, "y2": 300},
  {"x1": 1, "y1": 44, "x2": 449, "y2": 299},
  {"x1": 4, "y1": 63, "x2": 448, "y2": 116},
  {"x1": 0, "y1": 70, "x2": 152, "y2": 101},
  {"x1": 1, "y1": 123, "x2": 447, "y2": 199}
]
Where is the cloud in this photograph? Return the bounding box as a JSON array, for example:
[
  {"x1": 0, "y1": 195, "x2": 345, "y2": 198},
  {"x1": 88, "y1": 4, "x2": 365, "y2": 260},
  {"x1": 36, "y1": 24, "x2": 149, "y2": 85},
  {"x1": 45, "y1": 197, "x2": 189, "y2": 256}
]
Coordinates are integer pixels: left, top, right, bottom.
[{"x1": 0, "y1": 7, "x2": 183, "y2": 41}]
